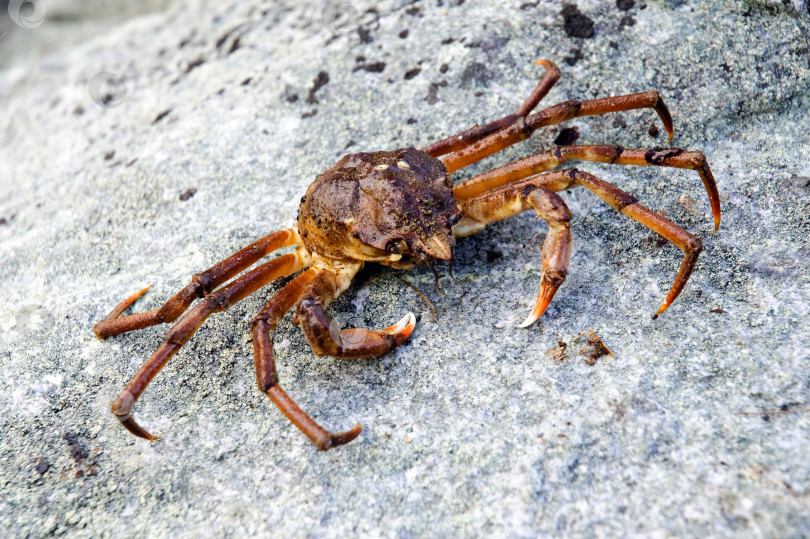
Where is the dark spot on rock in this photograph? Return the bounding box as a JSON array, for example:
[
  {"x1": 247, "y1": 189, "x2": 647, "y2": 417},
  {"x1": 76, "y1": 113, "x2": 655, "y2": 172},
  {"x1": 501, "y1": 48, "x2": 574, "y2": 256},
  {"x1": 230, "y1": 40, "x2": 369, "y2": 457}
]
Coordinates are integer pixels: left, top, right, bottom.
[
  {"x1": 520, "y1": 1, "x2": 539, "y2": 9},
  {"x1": 616, "y1": 0, "x2": 635, "y2": 10},
  {"x1": 440, "y1": 63, "x2": 449, "y2": 73},
  {"x1": 302, "y1": 109, "x2": 318, "y2": 119},
  {"x1": 284, "y1": 85, "x2": 298, "y2": 103},
  {"x1": 561, "y1": 4, "x2": 595, "y2": 38},
  {"x1": 344, "y1": 140, "x2": 355, "y2": 150},
  {"x1": 609, "y1": 41, "x2": 619, "y2": 48},
  {"x1": 399, "y1": 29, "x2": 409, "y2": 38},
  {"x1": 152, "y1": 109, "x2": 171, "y2": 124},
  {"x1": 358, "y1": 26, "x2": 373, "y2": 43},
  {"x1": 620, "y1": 14, "x2": 635, "y2": 26},
  {"x1": 612, "y1": 116, "x2": 627, "y2": 129},
  {"x1": 241, "y1": 77, "x2": 252, "y2": 86},
  {"x1": 64, "y1": 433, "x2": 87, "y2": 463},
  {"x1": 356, "y1": 55, "x2": 366, "y2": 63},
  {"x1": 441, "y1": 37, "x2": 454, "y2": 44},
  {"x1": 360, "y1": 62, "x2": 386, "y2": 73},
  {"x1": 406, "y1": 6, "x2": 421, "y2": 16},
  {"x1": 73, "y1": 106, "x2": 84, "y2": 116},
  {"x1": 104, "y1": 150, "x2": 115, "y2": 161},
  {"x1": 179, "y1": 188, "x2": 197, "y2": 201},
  {"x1": 35, "y1": 456, "x2": 50, "y2": 475},
  {"x1": 407, "y1": 118, "x2": 417, "y2": 125},
  {"x1": 460, "y1": 62, "x2": 492, "y2": 88},
  {"x1": 710, "y1": 308, "x2": 726, "y2": 314},
  {"x1": 183, "y1": 58, "x2": 204, "y2": 74},
  {"x1": 486, "y1": 250, "x2": 503, "y2": 263},
  {"x1": 306, "y1": 71, "x2": 329, "y2": 104},
  {"x1": 564, "y1": 48, "x2": 583, "y2": 66},
  {"x1": 0, "y1": 218, "x2": 7, "y2": 226},
  {"x1": 554, "y1": 127, "x2": 580, "y2": 146},
  {"x1": 649, "y1": 125, "x2": 660, "y2": 138},
  {"x1": 404, "y1": 67, "x2": 421, "y2": 80}
]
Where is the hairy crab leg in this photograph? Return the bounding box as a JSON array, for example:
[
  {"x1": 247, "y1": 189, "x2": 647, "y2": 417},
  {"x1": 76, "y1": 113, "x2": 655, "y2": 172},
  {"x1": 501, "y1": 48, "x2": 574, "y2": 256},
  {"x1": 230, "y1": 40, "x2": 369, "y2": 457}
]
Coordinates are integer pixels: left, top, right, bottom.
[
  {"x1": 453, "y1": 183, "x2": 572, "y2": 327},
  {"x1": 457, "y1": 169, "x2": 702, "y2": 317},
  {"x1": 422, "y1": 59, "x2": 561, "y2": 158},
  {"x1": 294, "y1": 263, "x2": 416, "y2": 359},
  {"x1": 251, "y1": 269, "x2": 362, "y2": 450},
  {"x1": 94, "y1": 228, "x2": 301, "y2": 338},
  {"x1": 441, "y1": 91, "x2": 673, "y2": 173},
  {"x1": 111, "y1": 249, "x2": 311, "y2": 440},
  {"x1": 453, "y1": 145, "x2": 721, "y2": 234}
]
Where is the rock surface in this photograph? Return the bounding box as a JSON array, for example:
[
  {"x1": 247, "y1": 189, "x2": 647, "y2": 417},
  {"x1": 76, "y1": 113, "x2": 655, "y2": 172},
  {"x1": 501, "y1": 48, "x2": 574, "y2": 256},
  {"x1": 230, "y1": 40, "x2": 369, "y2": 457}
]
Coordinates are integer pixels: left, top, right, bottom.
[{"x1": 1, "y1": 0, "x2": 809, "y2": 536}]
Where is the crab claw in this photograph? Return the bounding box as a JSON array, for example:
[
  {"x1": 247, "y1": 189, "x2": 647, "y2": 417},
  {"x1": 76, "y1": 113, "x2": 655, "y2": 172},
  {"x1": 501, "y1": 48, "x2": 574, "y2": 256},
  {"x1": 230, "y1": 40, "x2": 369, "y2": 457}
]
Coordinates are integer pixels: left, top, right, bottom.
[
  {"x1": 519, "y1": 270, "x2": 566, "y2": 328},
  {"x1": 381, "y1": 312, "x2": 417, "y2": 344},
  {"x1": 111, "y1": 389, "x2": 160, "y2": 441}
]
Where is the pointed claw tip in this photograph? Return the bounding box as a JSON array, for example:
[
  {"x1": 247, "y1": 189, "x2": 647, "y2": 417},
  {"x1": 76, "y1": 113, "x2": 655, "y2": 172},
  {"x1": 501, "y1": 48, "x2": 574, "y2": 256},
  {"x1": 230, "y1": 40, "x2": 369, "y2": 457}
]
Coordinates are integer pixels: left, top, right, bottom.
[
  {"x1": 654, "y1": 302, "x2": 670, "y2": 317},
  {"x1": 518, "y1": 313, "x2": 539, "y2": 328},
  {"x1": 382, "y1": 312, "x2": 416, "y2": 339}
]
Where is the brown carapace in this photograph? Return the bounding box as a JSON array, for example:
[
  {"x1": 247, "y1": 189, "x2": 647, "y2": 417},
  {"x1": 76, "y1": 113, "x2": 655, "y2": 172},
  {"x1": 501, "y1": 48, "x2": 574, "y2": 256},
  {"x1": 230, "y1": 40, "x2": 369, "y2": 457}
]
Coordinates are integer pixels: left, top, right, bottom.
[{"x1": 95, "y1": 60, "x2": 720, "y2": 450}]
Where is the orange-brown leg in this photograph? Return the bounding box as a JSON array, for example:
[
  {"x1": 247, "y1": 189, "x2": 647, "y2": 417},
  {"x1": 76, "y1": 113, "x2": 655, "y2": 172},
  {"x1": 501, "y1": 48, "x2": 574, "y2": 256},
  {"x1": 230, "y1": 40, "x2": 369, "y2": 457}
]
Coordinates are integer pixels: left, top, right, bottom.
[
  {"x1": 111, "y1": 249, "x2": 310, "y2": 440},
  {"x1": 455, "y1": 169, "x2": 702, "y2": 318},
  {"x1": 441, "y1": 91, "x2": 673, "y2": 173},
  {"x1": 94, "y1": 228, "x2": 300, "y2": 339},
  {"x1": 422, "y1": 59, "x2": 561, "y2": 158},
  {"x1": 252, "y1": 269, "x2": 362, "y2": 450},
  {"x1": 453, "y1": 145, "x2": 721, "y2": 233},
  {"x1": 294, "y1": 267, "x2": 416, "y2": 359},
  {"x1": 453, "y1": 181, "x2": 572, "y2": 327}
]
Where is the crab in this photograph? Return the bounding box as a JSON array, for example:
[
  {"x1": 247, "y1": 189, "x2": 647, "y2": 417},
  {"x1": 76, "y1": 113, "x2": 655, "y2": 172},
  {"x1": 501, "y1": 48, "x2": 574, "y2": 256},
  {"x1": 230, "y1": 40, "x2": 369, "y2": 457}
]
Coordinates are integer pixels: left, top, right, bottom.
[{"x1": 95, "y1": 60, "x2": 720, "y2": 450}]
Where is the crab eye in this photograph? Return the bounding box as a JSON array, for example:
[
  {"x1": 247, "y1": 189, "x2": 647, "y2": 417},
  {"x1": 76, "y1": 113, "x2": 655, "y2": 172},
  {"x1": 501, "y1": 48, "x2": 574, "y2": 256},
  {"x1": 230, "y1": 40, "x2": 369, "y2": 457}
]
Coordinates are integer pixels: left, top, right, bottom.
[{"x1": 385, "y1": 238, "x2": 408, "y2": 254}]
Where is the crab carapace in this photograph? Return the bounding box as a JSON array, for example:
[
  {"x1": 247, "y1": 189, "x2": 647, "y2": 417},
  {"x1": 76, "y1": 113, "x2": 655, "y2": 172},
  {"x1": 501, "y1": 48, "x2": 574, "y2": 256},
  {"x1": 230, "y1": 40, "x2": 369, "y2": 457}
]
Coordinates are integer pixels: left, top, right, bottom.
[{"x1": 95, "y1": 60, "x2": 720, "y2": 450}]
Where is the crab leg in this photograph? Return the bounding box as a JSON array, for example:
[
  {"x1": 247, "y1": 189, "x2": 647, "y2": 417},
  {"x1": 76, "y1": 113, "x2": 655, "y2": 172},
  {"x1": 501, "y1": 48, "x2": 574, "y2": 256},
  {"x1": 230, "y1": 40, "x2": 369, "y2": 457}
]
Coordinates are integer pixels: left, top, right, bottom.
[
  {"x1": 456, "y1": 169, "x2": 702, "y2": 319},
  {"x1": 423, "y1": 59, "x2": 561, "y2": 158},
  {"x1": 111, "y1": 249, "x2": 311, "y2": 440},
  {"x1": 95, "y1": 228, "x2": 300, "y2": 338},
  {"x1": 453, "y1": 182, "x2": 572, "y2": 327},
  {"x1": 441, "y1": 91, "x2": 673, "y2": 173},
  {"x1": 295, "y1": 264, "x2": 416, "y2": 359},
  {"x1": 251, "y1": 268, "x2": 362, "y2": 450},
  {"x1": 453, "y1": 145, "x2": 721, "y2": 234}
]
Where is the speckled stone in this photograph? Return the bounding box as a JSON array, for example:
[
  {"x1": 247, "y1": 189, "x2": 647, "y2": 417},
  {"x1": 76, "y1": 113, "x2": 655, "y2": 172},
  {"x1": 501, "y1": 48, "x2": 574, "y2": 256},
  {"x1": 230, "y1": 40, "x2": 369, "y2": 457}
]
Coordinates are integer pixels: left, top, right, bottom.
[{"x1": 1, "y1": 0, "x2": 809, "y2": 536}]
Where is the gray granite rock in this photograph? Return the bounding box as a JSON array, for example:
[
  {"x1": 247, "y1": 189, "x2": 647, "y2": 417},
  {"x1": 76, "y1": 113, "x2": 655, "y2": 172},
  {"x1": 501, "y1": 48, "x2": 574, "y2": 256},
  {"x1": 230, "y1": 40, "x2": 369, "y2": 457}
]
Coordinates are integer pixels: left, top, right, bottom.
[{"x1": 1, "y1": 0, "x2": 809, "y2": 536}]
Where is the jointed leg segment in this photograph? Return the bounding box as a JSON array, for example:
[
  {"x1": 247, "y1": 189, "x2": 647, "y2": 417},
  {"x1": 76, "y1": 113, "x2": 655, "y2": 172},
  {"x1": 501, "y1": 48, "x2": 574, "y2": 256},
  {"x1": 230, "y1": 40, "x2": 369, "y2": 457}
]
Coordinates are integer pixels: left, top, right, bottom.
[
  {"x1": 111, "y1": 248, "x2": 311, "y2": 440},
  {"x1": 438, "y1": 88, "x2": 673, "y2": 173},
  {"x1": 454, "y1": 168, "x2": 703, "y2": 323},
  {"x1": 94, "y1": 228, "x2": 299, "y2": 338},
  {"x1": 453, "y1": 145, "x2": 720, "y2": 233}
]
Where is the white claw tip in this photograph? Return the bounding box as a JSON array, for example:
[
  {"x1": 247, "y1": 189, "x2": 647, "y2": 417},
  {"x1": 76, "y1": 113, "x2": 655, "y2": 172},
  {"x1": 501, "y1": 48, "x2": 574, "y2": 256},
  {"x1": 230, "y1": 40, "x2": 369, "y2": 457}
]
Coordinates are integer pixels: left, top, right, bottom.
[
  {"x1": 518, "y1": 311, "x2": 539, "y2": 328},
  {"x1": 382, "y1": 312, "x2": 416, "y2": 336}
]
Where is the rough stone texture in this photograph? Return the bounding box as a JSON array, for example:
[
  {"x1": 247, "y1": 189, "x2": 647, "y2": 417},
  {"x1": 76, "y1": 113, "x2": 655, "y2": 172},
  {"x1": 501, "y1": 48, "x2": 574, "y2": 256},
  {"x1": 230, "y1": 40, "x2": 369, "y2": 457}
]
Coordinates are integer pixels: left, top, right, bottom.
[{"x1": 1, "y1": 0, "x2": 809, "y2": 536}]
